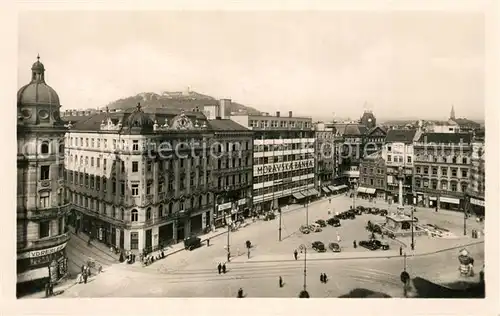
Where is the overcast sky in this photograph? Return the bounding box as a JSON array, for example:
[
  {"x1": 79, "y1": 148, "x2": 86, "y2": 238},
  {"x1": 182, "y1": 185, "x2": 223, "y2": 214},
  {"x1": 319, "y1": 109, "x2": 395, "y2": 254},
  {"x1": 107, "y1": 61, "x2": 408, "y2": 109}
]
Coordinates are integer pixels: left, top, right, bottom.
[{"x1": 18, "y1": 11, "x2": 484, "y2": 120}]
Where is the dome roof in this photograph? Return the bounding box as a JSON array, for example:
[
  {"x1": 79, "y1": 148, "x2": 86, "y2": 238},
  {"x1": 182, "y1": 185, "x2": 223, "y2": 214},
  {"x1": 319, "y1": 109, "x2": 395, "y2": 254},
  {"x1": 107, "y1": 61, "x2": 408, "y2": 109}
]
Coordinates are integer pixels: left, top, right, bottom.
[
  {"x1": 17, "y1": 55, "x2": 60, "y2": 107},
  {"x1": 126, "y1": 103, "x2": 154, "y2": 129}
]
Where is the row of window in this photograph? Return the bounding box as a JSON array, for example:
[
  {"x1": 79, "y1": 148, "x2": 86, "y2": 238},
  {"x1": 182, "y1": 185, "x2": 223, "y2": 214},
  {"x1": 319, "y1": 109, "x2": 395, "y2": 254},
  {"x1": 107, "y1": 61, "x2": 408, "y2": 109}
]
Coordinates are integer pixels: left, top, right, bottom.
[
  {"x1": 387, "y1": 155, "x2": 411, "y2": 163},
  {"x1": 73, "y1": 193, "x2": 212, "y2": 222},
  {"x1": 416, "y1": 166, "x2": 468, "y2": 178},
  {"x1": 39, "y1": 141, "x2": 65, "y2": 155},
  {"x1": 253, "y1": 179, "x2": 314, "y2": 197},
  {"x1": 360, "y1": 177, "x2": 385, "y2": 187},
  {"x1": 217, "y1": 156, "x2": 251, "y2": 169},
  {"x1": 69, "y1": 137, "x2": 140, "y2": 151},
  {"x1": 250, "y1": 120, "x2": 312, "y2": 129},
  {"x1": 217, "y1": 173, "x2": 249, "y2": 188},
  {"x1": 414, "y1": 179, "x2": 468, "y2": 192},
  {"x1": 254, "y1": 154, "x2": 314, "y2": 166},
  {"x1": 362, "y1": 167, "x2": 384, "y2": 175},
  {"x1": 414, "y1": 154, "x2": 469, "y2": 165},
  {"x1": 253, "y1": 143, "x2": 314, "y2": 153}
]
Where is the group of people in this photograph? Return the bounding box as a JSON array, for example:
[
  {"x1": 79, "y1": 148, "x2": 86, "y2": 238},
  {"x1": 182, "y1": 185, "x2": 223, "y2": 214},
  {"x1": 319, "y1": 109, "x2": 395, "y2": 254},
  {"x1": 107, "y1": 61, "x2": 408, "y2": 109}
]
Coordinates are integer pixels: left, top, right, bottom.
[
  {"x1": 77, "y1": 264, "x2": 92, "y2": 284},
  {"x1": 217, "y1": 262, "x2": 227, "y2": 274},
  {"x1": 141, "y1": 250, "x2": 165, "y2": 266},
  {"x1": 471, "y1": 229, "x2": 481, "y2": 239},
  {"x1": 44, "y1": 282, "x2": 54, "y2": 297}
]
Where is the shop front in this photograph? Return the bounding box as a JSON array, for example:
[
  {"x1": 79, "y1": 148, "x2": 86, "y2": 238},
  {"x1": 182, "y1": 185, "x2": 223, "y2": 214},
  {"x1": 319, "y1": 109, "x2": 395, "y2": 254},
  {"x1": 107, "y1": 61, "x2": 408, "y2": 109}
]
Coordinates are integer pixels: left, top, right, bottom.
[
  {"x1": 214, "y1": 202, "x2": 232, "y2": 228},
  {"x1": 469, "y1": 197, "x2": 485, "y2": 216},
  {"x1": 16, "y1": 241, "x2": 68, "y2": 297},
  {"x1": 439, "y1": 196, "x2": 461, "y2": 211},
  {"x1": 158, "y1": 223, "x2": 174, "y2": 247},
  {"x1": 190, "y1": 213, "x2": 203, "y2": 235}
]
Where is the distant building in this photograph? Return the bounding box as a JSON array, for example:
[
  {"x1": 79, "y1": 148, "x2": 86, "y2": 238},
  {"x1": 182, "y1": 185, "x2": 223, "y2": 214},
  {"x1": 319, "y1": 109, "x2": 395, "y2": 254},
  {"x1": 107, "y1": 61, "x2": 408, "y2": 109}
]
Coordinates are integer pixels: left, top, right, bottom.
[
  {"x1": 314, "y1": 122, "x2": 336, "y2": 195},
  {"x1": 447, "y1": 105, "x2": 481, "y2": 134},
  {"x1": 431, "y1": 120, "x2": 460, "y2": 133},
  {"x1": 359, "y1": 110, "x2": 377, "y2": 129},
  {"x1": 16, "y1": 56, "x2": 70, "y2": 296},
  {"x1": 230, "y1": 111, "x2": 316, "y2": 212},
  {"x1": 413, "y1": 132, "x2": 472, "y2": 210},
  {"x1": 358, "y1": 151, "x2": 387, "y2": 200}
]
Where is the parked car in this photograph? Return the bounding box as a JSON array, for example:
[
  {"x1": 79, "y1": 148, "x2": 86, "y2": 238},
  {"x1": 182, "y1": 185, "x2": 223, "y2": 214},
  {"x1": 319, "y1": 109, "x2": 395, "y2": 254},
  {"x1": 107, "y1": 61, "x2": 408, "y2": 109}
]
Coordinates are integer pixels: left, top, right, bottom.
[
  {"x1": 315, "y1": 219, "x2": 327, "y2": 227},
  {"x1": 327, "y1": 217, "x2": 341, "y2": 227},
  {"x1": 359, "y1": 239, "x2": 380, "y2": 251},
  {"x1": 309, "y1": 223, "x2": 322, "y2": 232},
  {"x1": 328, "y1": 242, "x2": 341, "y2": 252},
  {"x1": 299, "y1": 225, "x2": 310, "y2": 234},
  {"x1": 264, "y1": 213, "x2": 276, "y2": 221},
  {"x1": 312, "y1": 241, "x2": 326, "y2": 252},
  {"x1": 371, "y1": 239, "x2": 390, "y2": 250},
  {"x1": 346, "y1": 211, "x2": 356, "y2": 219},
  {"x1": 183, "y1": 236, "x2": 202, "y2": 251},
  {"x1": 370, "y1": 208, "x2": 380, "y2": 215},
  {"x1": 353, "y1": 208, "x2": 363, "y2": 215},
  {"x1": 379, "y1": 209, "x2": 388, "y2": 216}
]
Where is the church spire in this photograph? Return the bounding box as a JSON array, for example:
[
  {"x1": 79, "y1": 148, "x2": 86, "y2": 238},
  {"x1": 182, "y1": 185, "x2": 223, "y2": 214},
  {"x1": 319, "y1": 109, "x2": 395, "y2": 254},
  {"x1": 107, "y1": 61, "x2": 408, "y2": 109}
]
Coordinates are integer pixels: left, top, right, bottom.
[{"x1": 450, "y1": 105, "x2": 456, "y2": 120}]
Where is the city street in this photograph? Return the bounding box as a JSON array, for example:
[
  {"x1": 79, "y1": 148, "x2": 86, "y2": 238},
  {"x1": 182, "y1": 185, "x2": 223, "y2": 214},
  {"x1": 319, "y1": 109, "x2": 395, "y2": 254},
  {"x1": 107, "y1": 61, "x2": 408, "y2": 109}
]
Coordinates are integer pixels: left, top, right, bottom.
[{"x1": 56, "y1": 194, "x2": 484, "y2": 298}]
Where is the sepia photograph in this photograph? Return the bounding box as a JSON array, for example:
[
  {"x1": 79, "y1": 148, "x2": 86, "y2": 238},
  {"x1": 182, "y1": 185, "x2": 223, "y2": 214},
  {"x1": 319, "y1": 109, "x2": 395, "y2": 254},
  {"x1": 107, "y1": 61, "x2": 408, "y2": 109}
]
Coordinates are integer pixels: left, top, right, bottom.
[{"x1": 6, "y1": 1, "x2": 499, "y2": 314}]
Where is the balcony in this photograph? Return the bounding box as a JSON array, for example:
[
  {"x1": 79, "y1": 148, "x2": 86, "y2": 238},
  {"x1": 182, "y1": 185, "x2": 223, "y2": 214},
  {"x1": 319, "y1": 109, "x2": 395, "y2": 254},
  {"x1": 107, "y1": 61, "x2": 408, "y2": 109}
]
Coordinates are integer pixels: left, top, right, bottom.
[
  {"x1": 31, "y1": 232, "x2": 70, "y2": 249},
  {"x1": 27, "y1": 204, "x2": 71, "y2": 220}
]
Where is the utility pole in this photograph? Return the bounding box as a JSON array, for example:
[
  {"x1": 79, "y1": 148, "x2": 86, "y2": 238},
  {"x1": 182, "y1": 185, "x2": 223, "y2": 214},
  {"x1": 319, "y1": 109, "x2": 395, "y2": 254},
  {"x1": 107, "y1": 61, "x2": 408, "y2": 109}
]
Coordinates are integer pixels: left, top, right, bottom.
[
  {"x1": 411, "y1": 206, "x2": 415, "y2": 250},
  {"x1": 299, "y1": 244, "x2": 307, "y2": 292},
  {"x1": 306, "y1": 197, "x2": 309, "y2": 226},
  {"x1": 352, "y1": 183, "x2": 356, "y2": 209},
  {"x1": 278, "y1": 207, "x2": 282, "y2": 241},
  {"x1": 463, "y1": 195, "x2": 468, "y2": 236}
]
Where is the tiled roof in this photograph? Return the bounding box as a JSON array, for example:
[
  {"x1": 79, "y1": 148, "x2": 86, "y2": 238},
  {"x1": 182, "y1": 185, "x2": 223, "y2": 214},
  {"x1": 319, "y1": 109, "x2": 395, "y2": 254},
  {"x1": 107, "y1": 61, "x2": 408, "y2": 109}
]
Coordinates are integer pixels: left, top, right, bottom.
[
  {"x1": 417, "y1": 132, "x2": 472, "y2": 144},
  {"x1": 334, "y1": 123, "x2": 368, "y2": 136},
  {"x1": 452, "y1": 118, "x2": 481, "y2": 127},
  {"x1": 208, "y1": 119, "x2": 250, "y2": 131},
  {"x1": 385, "y1": 129, "x2": 417, "y2": 143}
]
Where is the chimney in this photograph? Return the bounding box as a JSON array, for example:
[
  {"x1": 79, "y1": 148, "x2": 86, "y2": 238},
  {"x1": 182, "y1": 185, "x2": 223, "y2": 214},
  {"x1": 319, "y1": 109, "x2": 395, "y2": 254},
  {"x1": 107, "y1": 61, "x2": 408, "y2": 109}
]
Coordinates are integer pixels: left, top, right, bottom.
[
  {"x1": 289, "y1": 111, "x2": 293, "y2": 118},
  {"x1": 276, "y1": 111, "x2": 280, "y2": 117}
]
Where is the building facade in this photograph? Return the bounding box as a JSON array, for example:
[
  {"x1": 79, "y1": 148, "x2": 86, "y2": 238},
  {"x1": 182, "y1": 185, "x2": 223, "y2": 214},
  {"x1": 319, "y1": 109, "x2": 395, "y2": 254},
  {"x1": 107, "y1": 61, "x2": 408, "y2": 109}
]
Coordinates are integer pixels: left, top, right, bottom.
[
  {"x1": 314, "y1": 122, "x2": 336, "y2": 195},
  {"x1": 382, "y1": 129, "x2": 419, "y2": 204},
  {"x1": 413, "y1": 133, "x2": 472, "y2": 211},
  {"x1": 333, "y1": 123, "x2": 369, "y2": 186},
  {"x1": 364, "y1": 126, "x2": 387, "y2": 156},
  {"x1": 467, "y1": 141, "x2": 485, "y2": 215},
  {"x1": 65, "y1": 105, "x2": 221, "y2": 254},
  {"x1": 230, "y1": 111, "x2": 316, "y2": 212},
  {"x1": 358, "y1": 152, "x2": 386, "y2": 199},
  {"x1": 16, "y1": 56, "x2": 71, "y2": 296}
]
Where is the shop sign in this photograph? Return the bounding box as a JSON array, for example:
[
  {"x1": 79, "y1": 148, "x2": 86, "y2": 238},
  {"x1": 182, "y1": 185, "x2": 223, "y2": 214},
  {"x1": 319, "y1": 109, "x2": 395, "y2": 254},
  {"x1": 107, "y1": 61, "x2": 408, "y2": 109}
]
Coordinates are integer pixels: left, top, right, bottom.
[
  {"x1": 254, "y1": 159, "x2": 314, "y2": 176},
  {"x1": 238, "y1": 198, "x2": 246, "y2": 206},
  {"x1": 470, "y1": 198, "x2": 485, "y2": 207},
  {"x1": 29, "y1": 250, "x2": 64, "y2": 266},
  {"x1": 218, "y1": 202, "x2": 232, "y2": 211},
  {"x1": 17, "y1": 242, "x2": 67, "y2": 260}
]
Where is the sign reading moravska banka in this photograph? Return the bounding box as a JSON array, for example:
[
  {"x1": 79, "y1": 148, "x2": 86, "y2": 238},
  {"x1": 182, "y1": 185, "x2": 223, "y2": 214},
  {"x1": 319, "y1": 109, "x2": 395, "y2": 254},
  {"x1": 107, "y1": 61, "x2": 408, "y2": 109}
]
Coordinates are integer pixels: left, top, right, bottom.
[{"x1": 254, "y1": 159, "x2": 314, "y2": 176}]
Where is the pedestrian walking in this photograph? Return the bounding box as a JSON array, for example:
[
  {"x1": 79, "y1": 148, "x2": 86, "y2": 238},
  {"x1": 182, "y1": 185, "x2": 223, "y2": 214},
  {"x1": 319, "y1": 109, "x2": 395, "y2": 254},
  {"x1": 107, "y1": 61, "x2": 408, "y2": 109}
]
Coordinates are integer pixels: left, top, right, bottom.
[
  {"x1": 217, "y1": 263, "x2": 222, "y2": 274},
  {"x1": 353, "y1": 240, "x2": 357, "y2": 249},
  {"x1": 237, "y1": 287, "x2": 244, "y2": 298},
  {"x1": 49, "y1": 282, "x2": 54, "y2": 296},
  {"x1": 161, "y1": 250, "x2": 165, "y2": 258},
  {"x1": 329, "y1": 198, "x2": 331, "y2": 204},
  {"x1": 98, "y1": 265, "x2": 103, "y2": 274},
  {"x1": 227, "y1": 252, "x2": 231, "y2": 262},
  {"x1": 320, "y1": 273, "x2": 324, "y2": 283},
  {"x1": 247, "y1": 249, "x2": 250, "y2": 259},
  {"x1": 81, "y1": 265, "x2": 85, "y2": 274},
  {"x1": 399, "y1": 246, "x2": 403, "y2": 256},
  {"x1": 336, "y1": 233, "x2": 341, "y2": 243},
  {"x1": 207, "y1": 238, "x2": 210, "y2": 247},
  {"x1": 294, "y1": 249, "x2": 298, "y2": 260},
  {"x1": 83, "y1": 271, "x2": 88, "y2": 284},
  {"x1": 222, "y1": 263, "x2": 227, "y2": 274},
  {"x1": 45, "y1": 282, "x2": 50, "y2": 297},
  {"x1": 87, "y1": 266, "x2": 92, "y2": 277},
  {"x1": 279, "y1": 276, "x2": 284, "y2": 288},
  {"x1": 323, "y1": 273, "x2": 328, "y2": 283}
]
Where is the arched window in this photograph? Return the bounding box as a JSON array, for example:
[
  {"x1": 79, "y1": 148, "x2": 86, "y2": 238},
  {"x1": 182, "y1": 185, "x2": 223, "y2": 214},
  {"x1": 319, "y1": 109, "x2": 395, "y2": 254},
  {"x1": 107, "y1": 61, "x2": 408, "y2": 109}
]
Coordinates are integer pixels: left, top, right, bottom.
[
  {"x1": 191, "y1": 197, "x2": 195, "y2": 209},
  {"x1": 121, "y1": 208, "x2": 125, "y2": 220},
  {"x1": 168, "y1": 203, "x2": 173, "y2": 215},
  {"x1": 452, "y1": 156, "x2": 457, "y2": 164},
  {"x1": 58, "y1": 143, "x2": 64, "y2": 155},
  {"x1": 461, "y1": 182, "x2": 468, "y2": 193},
  {"x1": 158, "y1": 204, "x2": 164, "y2": 217},
  {"x1": 199, "y1": 195, "x2": 203, "y2": 207},
  {"x1": 111, "y1": 207, "x2": 116, "y2": 218},
  {"x1": 41, "y1": 142, "x2": 49, "y2": 154},
  {"x1": 146, "y1": 207, "x2": 152, "y2": 220},
  {"x1": 180, "y1": 200, "x2": 184, "y2": 211},
  {"x1": 131, "y1": 209, "x2": 138, "y2": 222}
]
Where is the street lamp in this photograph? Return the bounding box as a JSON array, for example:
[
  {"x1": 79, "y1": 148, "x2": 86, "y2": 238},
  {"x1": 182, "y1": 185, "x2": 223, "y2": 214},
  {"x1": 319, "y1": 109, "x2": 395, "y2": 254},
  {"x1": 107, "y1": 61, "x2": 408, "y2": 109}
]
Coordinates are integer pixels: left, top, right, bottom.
[
  {"x1": 463, "y1": 194, "x2": 468, "y2": 236},
  {"x1": 298, "y1": 244, "x2": 309, "y2": 298},
  {"x1": 411, "y1": 206, "x2": 415, "y2": 250}
]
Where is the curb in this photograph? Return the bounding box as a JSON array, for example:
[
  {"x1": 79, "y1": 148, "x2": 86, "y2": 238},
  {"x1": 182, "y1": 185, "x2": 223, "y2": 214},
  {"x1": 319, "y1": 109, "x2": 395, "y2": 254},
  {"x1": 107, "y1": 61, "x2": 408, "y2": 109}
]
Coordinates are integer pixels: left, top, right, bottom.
[{"x1": 230, "y1": 240, "x2": 484, "y2": 265}]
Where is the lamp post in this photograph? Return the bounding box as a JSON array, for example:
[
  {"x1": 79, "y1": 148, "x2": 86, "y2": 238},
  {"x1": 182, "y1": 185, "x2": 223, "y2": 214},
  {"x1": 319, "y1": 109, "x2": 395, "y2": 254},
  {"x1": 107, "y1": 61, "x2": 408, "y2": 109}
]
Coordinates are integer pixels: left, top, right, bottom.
[
  {"x1": 463, "y1": 194, "x2": 468, "y2": 236},
  {"x1": 305, "y1": 196, "x2": 309, "y2": 226},
  {"x1": 411, "y1": 206, "x2": 415, "y2": 250},
  {"x1": 278, "y1": 207, "x2": 282, "y2": 242},
  {"x1": 298, "y1": 244, "x2": 309, "y2": 297},
  {"x1": 352, "y1": 182, "x2": 356, "y2": 210}
]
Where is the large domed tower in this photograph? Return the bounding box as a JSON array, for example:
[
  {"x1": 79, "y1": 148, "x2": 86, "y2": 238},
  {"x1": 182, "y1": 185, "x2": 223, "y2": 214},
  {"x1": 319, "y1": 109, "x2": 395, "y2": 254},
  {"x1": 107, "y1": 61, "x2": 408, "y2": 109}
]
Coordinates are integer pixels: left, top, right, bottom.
[{"x1": 16, "y1": 56, "x2": 70, "y2": 297}]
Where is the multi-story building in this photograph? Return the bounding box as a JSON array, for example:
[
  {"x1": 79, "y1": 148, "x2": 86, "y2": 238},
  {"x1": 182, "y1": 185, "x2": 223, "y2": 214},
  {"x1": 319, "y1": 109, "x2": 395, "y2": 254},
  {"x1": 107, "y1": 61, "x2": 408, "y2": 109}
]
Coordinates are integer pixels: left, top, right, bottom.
[
  {"x1": 230, "y1": 111, "x2": 316, "y2": 212},
  {"x1": 364, "y1": 126, "x2": 387, "y2": 156},
  {"x1": 381, "y1": 129, "x2": 419, "y2": 204},
  {"x1": 314, "y1": 122, "x2": 336, "y2": 195},
  {"x1": 358, "y1": 151, "x2": 386, "y2": 199},
  {"x1": 467, "y1": 141, "x2": 485, "y2": 215},
  {"x1": 413, "y1": 132, "x2": 472, "y2": 211},
  {"x1": 16, "y1": 56, "x2": 71, "y2": 296},
  {"x1": 205, "y1": 100, "x2": 253, "y2": 227},
  {"x1": 65, "y1": 104, "x2": 218, "y2": 254}
]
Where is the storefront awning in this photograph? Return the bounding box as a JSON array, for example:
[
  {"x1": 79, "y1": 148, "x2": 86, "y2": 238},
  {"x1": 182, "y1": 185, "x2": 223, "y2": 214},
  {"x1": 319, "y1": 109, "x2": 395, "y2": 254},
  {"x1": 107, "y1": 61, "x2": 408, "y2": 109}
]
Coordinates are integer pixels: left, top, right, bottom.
[
  {"x1": 365, "y1": 188, "x2": 376, "y2": 194},
  {"x1": 309, "y1": 188, "x2": 320, "y2": 196},
  {"x1": 328, "y1": 185, "x2": 336, "y2": 191},
  {"x1": 322, "y1": 187, "x2": 331, "y2": 193},
  {"x1": 292, "y1": 192, "x2": 306, "y2": 200},
  {"x1": 429, "y1": 196, "x2": 437, "y2": 201},
  {"x1": 338, "y1": 185, "x2": 348, "y2": 190},
  {"x1": 470, "y1": 197, "x2": 485, "y2": 207},
  {"x1": 357, "y1": 187, "x2": 367, "y2": 193},
  {"x1": 440, "y1": 196, "x2": 460, "y2": 204}
]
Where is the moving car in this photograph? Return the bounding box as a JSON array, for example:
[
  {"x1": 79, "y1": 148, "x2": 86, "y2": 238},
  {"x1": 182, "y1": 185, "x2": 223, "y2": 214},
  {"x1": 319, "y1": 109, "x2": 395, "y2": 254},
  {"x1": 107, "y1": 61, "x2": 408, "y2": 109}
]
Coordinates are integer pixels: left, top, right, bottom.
[
  {"x1": 299, "y1": 225, "x2": 310, "y2": 234},
  {"x1": 328, "y1": 242, "x2": 341, "y2": 252},
  {"x1": 353, "y1": 208, "x2": 363, "y2": 215},
  {"x1": 315, "y1": 219, "x2": 327, "y2": 227},
  {"x1": 184, "y1": 236, "x2": 202, "y2": 251},
  {"x1": 312, "y1": 241, "x2": 326, "y2": 252},
  {"x1": 327, "y1": 217, "x2": 341, "y2": 227}
]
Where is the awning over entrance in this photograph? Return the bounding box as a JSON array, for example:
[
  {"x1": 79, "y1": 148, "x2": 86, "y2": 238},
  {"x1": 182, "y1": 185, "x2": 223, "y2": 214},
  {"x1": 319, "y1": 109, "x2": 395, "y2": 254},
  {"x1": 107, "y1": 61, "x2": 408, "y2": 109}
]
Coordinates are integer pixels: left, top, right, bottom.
[
  {"x1": 357, "y1": 187, "x2": 368, "y2": 193},
  {"x1": 365, "y1": 188, "x2": 376, "y2": 194},
  {"x1": 470, "y1": 197, "x2": 485, "y2": 207},
  {"x1": 337, "y1": 185, "x2": 348, "y2": 190},
  {"x1": 322, "y1": 187, "x2": 331, "y2": 193},
  {"x1": 292, "y1": 192, "x2": 306, "y2": 200},
  {"x1": 309, "y1": 188, "x2": 320, "y2": 196},
  {"x1": 328, "y1": 185, "x2": 336, "y2": 191},
  {"x1": 429, "y1": 197, "x2": 437, "y2": 201},
  {"x1": 301, "y1": 190, "x2": 313, "y2": 197},
  {"x1": 440, "y1": 196, "x2": 460, "y2": 204}
]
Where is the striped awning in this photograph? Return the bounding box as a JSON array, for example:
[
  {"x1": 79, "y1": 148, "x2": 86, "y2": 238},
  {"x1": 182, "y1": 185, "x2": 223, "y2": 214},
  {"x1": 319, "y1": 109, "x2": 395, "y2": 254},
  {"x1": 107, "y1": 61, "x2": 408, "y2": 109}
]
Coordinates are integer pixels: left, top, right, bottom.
[
  {"x1": 292, "y1": 192, "x2": 306, "y2": 200},
  {"x1": 357, "y1": 187, "x2": 368, "y2": 193},
  {"x1": 309, "y1": 189, "x2": 320, "y2": 196},
  {"x1": 322, "y1": 187, "x2": 331, "y2": 193},
  {"x1": 328, "y1": 185, "x2": 336, "y2": 191},
  {"x1": 365, "y1": 188, "x2": 376, "y2": 194},
  {"x1": 337, "y1": 185, "x2": 348, "y2": 190}
]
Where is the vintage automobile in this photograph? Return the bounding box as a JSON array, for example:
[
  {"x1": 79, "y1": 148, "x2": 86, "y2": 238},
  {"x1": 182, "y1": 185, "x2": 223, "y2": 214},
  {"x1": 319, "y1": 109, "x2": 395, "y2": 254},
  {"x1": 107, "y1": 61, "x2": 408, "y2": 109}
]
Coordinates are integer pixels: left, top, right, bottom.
[
  {"x1": 315, "y1": 219, "x2": 327, "y2": 227},
  {"x1": 312, "y1": 241, "x2": 326, "y2": 252},
  {"x1": 184, "y1": 236, "x2": 202, "y2": 251},
  {"x1": 327, "y1": 217, "x2": 341, "y2": 227},
  {"x1": 379, "y1": 209, "x2": 388, "y2": 216},
  {"x1": 370, "y1": 207, "x2": 380, "y2": 215},
  {"x1": 371, "y1": 239, "x2": 390, "y2": 250},
  {"x1": 328, "y1": 242, "x2": 341, "y2": 252},
  {"x1": 359, "y1": 239, "x2": 381, "y2": 251},
  {"x1": 309, "y1": 223, "x2": 323, "y2": 232},
  {"x1": 299, "y1": 225, "x2": 311, "y2": 234}
]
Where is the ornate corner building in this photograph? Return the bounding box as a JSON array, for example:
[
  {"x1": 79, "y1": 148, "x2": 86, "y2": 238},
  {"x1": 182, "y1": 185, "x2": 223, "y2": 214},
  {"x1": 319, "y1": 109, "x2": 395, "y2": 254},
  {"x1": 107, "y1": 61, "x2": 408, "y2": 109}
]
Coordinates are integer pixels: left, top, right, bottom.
[{"x1": 16, "y1": 56, "x2": 70, "y2": 296}]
